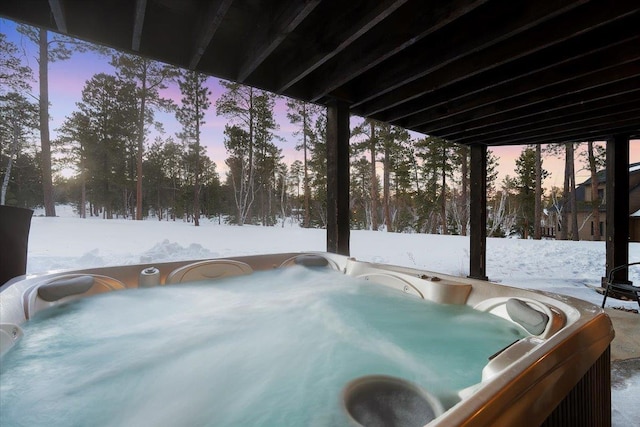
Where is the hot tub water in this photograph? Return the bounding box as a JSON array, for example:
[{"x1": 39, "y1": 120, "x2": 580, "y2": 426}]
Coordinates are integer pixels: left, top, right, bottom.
[{"x1": 0, "y1": 266, "x2": 525, "y2": 426}]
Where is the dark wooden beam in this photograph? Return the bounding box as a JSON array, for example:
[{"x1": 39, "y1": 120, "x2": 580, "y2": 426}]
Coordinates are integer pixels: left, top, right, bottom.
[
  {"x1": 307, "y1": 0, "x2": 489, "y2": 102},
  {"x1": 326, "y1": 100, "x2": 350, "y2": 255},
  {"x1": 417, "y1": 78, "x2": 640, "y2": 141},
  {"x1": 131, "y1": 0, "x2": 147, "y2": 51},
  {"x1": 276, "y1": 0, "x2": 410, "y2": 93},
  {"x1": 482, "y1": 124, "x2": 640, "y2": 147},
  {"x1": 353, "y1": 0, "x2": 638, "y2": 117},
  {"x1": 469, "y1": 144, "x2": 488, "y2": 280},
  {"x1": 189, "y1": 0, "x2": 234, "y2": 70},
  {"x1": 414, "y1": 65, "x2": 640, "y2": 135},
  {"x1": 47, "y1": 0, "x2": 67, "y2": 33},
  {"x1": 236, "y1": 0, "x2": 321, "y2": 82},
  {"x1": 346, "y1": 0, "x2": 593, "y2": 108},
  {"x1": 449, "y1": 93, "x2": 640, "y2": 143},
  {"x1": 404, "y1": 60, "x2": 640, "y2": 132},
  {"x1": 368, "y1": 26, "x2": 640, "y2": 123},
  {"x1": 605, "y1": 136, "x2": 630, "y2": 283},
  {"x1": 464, "y1": 110, "x2": 640, "y2": 146}
]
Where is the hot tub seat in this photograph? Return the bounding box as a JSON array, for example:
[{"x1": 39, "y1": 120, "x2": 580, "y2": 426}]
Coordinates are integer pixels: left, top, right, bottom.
[
  {"x1": 165, "y1": 259, "x2": 253, "y2": 284},
  {"x1": 24, "y1": 274, "x2": 126, "y2": 319},
  {"x1": 279, "y1": 253, "x2": 341, "y2": 270},
  {"x1": 345, "y1": 260, "x2": 472, "y2": 305},
  {"x1": 474, "y1": 297, "x2": 566, "y2": 339}
]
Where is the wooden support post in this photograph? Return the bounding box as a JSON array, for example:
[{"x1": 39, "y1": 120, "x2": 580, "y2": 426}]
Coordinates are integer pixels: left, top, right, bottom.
[
  {"x1": 326, "y1": 100, "x2": 350, "y2": 255},
  {"x1": 604, "y1": 136, "x2": 630, "y2": 284},
  {"x1": 469, "y1": 144, "x2": 488, "y2": 280}
]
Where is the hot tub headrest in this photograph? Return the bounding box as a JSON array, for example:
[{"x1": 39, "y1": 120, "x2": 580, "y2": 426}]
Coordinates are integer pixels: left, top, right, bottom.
[
  {"x1": 294, "y1": 254, "x2": 330, "y2": 268},
  {"x1": 37, "y1": 275, "x2": 95, "y2": 302},
  {"x1": 506, "y1": 298, "x2": 549, "y2": 336}
]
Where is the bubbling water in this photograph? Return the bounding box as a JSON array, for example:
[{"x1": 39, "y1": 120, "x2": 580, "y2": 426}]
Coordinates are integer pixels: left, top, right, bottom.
[{"x1": 0, "y1": 266, "x2": 525, "y2": 426}]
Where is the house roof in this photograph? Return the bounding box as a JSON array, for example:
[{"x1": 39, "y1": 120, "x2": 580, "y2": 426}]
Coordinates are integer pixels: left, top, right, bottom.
[
  {"x1": 580, "y1": 161, "x2": 640, "y2": 186},
  {"x1": 1, "y1": 0, "x2": 639, "y2": 146}
]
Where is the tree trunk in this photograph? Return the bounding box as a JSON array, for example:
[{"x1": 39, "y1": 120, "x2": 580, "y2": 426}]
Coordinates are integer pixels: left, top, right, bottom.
[
  {"x1": 303, "y1": 105, "x2": 310, "y2": 228},
  {"x1": 383, "y1": 145, "x2": 392, "y2": 232},
  {"x1": 369, "y1": 121, "x2": 378, "y2": 231},
  {"x1": 135, "y1": 62, "x2": 147, "y2": 220},
  {"x1": 79, "y1": 155, "x2": 86, "y2": 218},
  {"x1": 193, "y1": 88, "x2": 201, "y2": 227},
  {"x1": 534, "y1": 144, "x2": 542, "y2": 239},
  {"x1": 1, "y1": 125, "x2": 20, "y2": 205},
  {"x1": 39, "y1": 29, "x2": 55, "y2": 216},
  {"x1": 441, "y1": 148, "x2": 448, "y2": 235},
  {"x1": 568, "y1": 143, "x2": 579, "y2": 240},
  {"x1": 560, "y1": 143, "x2": 570, "y2": 240},
  {"x1": 460, "y1": 146, "x2": 468, "y2": 236},
  {"x1": 588, "y1": 141, "x2": 601, "y2": 240}
]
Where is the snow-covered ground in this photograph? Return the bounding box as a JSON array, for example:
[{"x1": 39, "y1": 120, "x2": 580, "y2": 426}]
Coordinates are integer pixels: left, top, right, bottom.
[{"x1": 18, "y1": 207, "x2": 640, "y2": 425}]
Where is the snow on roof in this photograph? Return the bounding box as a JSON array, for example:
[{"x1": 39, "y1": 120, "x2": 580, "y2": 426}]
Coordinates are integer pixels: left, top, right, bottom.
[{"x1": 632, "y1": 209, "x2": 640, "y2": 217}]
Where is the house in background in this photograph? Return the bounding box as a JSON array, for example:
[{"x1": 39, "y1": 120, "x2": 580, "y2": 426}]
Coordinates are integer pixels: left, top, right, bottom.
[{"x1": 567, "y1": 162, "x2": 640, "y2": 241}]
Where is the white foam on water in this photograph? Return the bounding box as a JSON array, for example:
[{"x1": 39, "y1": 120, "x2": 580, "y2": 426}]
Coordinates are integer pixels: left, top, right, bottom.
[{"x1": 1, "y1": 267, "x2": 526, "y2": 426}]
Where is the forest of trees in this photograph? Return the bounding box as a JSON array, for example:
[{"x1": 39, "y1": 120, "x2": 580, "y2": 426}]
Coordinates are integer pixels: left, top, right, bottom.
[{"x1": 1, "y1": 27, "x2": 608, "y2": 239}]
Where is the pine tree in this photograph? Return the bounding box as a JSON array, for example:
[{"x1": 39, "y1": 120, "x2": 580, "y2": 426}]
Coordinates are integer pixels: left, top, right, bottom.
[
  {"x1": 534, "y1": 144, "x2": 543, "y2": 239},
  {"x1": 176, "y1": 70, "x2": 211, "y2": 226},
  {"x1": 1, "y1": 93, "x2": 39, "y2": 205},
  {"x1": 286, "y1": 99, "x2": 322, "y2": 228},
  {"x1": 0, "y1": 34, "x2": 32, "y2": 95},
  {"x1": 0, "y1": 35, "x2": 38, "y2": 207},
  {"x1": 308, "y1": 112, "x2": 328, "y2": 227},
  {"x1": 111, "y1": 54, "x2": 178, "y2": 220},
  {"x1": 17, "y1": 25, "x2": 100, "y2": 216},
  {"x1": 514, "y1": 147, "x2": 549, "y2": 239},
  {"x1": 584, "y1": 142, "x2": 605, "y2": 241},
  {"x1": 216, "y1": 83, "x2": 278, "y2": 225},
  {"x1": 377, "y1": 123, "x2": 411, "y2": 232},
  {"x1": 58, "y1": 73, "x2": 138, "y2": 218},
  {"x1": 414, "y1": 136, "x2": 455, "y2": 234}
]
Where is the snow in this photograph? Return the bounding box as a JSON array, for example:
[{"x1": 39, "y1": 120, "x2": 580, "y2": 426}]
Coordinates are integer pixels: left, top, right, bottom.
[{"x1": 20, "y1": 208, "x2": 640, "y2": 425}]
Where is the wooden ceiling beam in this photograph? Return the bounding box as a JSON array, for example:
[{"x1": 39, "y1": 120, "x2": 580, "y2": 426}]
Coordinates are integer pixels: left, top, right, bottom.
[
  {"x1": 366, "y1": 20, "x2": 640, "y2": 123},
  {"x1": 415, "y1": 77, "x2": 640, "y2": 139},
  {"x1": 447, "y1": 93, "x2": 640, "y2": 143},
  {"x1": 131, "y1": 0, "x2": 146, "y2": 51},
  {"x1": 475, "y1": 117, "x2": 640, "y2": 146},
  {"x1": 275, "y1": 0, "x2": 410, "y2": 93},
  {"x1": 188, "y1": 0, "x2": 234, "y2": 70},
  {"x1": 305, "y1": 0, "x2": 489, "y2": 102},
  {"x1": 478, "y1": 125, "x2": 640, "y2": 146},
  {"x1": 236, "y1": 0, "x2": 321, "y2": 82},
  {"x1": 344, "y1": 0, "x2": 590, "y2": 108},
  {"x1": 411, "y1": 61, "x2": 640, "y2": 134},
  {"x1": 397, "y1": 38, "x2": 640, "y2": 130},
  {"x1": 450, "y1": 103, "x2": 640, "y2": 144},
  {"x1": 47, "y1": 0, "x2": 67, "y2": 33},
  {"x1": 353, "y1": 0, "x2": 639, "y2": 117}
]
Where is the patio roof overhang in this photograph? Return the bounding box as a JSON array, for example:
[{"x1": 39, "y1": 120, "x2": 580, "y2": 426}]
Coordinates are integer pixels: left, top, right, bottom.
[{"x1": 1, "y1": 0, "x2": 639, "y2": 145}]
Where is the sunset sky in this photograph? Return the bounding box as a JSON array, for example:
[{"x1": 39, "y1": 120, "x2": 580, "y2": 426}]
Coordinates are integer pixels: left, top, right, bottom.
[{"x1": 2, "y1": 18, "x2": 638, "y2": 189}]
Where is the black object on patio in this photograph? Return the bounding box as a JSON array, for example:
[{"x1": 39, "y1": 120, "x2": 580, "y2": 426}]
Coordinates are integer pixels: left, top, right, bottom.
[{"x1": 0, "y1": 206, "x2": 33, "y2": 286}]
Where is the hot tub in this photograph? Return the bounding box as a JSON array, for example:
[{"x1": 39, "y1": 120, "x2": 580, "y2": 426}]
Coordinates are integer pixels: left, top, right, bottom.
[{"x1": 0, "y1": 253, "x2": 614, "y2": 426}]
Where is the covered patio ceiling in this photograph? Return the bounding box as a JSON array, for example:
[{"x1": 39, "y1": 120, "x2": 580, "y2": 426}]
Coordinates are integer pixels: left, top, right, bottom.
[{"x1": 2, "y1": 0, "x2": 639, "y2": 146}]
